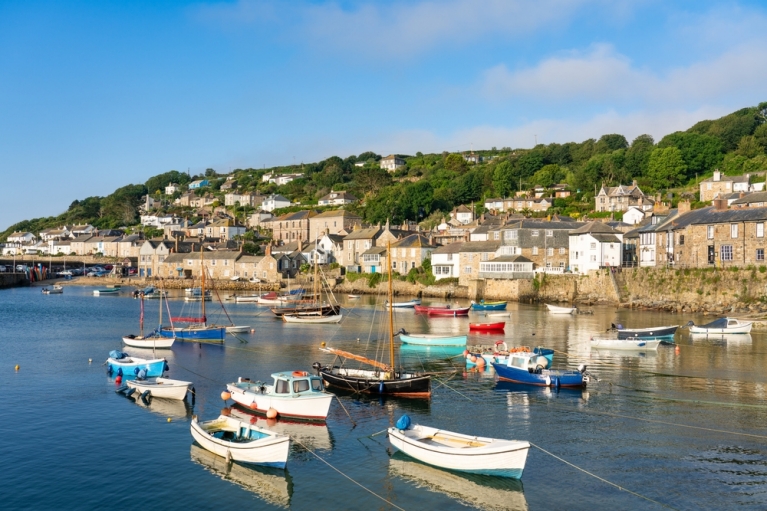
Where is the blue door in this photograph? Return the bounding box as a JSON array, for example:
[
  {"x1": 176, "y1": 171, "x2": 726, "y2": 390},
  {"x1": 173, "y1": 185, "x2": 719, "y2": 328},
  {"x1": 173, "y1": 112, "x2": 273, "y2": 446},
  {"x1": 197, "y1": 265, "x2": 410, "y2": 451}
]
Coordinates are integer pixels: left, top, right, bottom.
[{"x1": 371, "y1": 266, "x2": 377, "y2": 273}]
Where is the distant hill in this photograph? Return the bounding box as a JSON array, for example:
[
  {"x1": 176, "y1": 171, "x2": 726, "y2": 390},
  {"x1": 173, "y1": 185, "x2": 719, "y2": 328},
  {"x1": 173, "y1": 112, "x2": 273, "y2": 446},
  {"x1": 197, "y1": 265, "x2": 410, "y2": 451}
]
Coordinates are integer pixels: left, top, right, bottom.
[{"x1": 2, "y1": 103, "x2": 766, "y2": 241}]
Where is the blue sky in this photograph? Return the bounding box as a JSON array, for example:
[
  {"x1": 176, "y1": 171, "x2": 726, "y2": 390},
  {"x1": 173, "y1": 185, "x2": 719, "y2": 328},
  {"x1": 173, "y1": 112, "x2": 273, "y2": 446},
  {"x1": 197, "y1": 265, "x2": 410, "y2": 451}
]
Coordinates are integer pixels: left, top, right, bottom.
[{"x1": 1, "y1": 0, "x2": 766, "y2": 228}]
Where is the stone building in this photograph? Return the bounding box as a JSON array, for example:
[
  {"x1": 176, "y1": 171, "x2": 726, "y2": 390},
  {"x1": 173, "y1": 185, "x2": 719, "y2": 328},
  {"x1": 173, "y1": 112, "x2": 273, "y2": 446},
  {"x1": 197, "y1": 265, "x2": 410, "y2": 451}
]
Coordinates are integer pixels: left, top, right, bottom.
[
  {"x1": 272, "y1": 210, "x2": 316, "y2": 243},
  {"x1": 496, "y1": 219, "x2": 584, "y2": 271},
  {"x1": 458, "y1": 241, "x2": 501, "y2": 286},
  {"x1": 309, "y1": 210, "x2": 362, "y2": 241},
  {"x1": 389, "y1": 234, "x2": 437, "y2": 274},
  {"x1": 595, "y1": 181, "x2": 653, "y2": 213}
]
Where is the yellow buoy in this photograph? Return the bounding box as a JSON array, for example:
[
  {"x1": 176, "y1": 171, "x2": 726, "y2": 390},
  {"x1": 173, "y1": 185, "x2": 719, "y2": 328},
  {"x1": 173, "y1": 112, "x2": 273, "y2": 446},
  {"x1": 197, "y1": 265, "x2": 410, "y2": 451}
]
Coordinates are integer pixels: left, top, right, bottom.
[
  {"x1": 167, "y1": 418, "x2": 172, "y2": 423},
  {"x1": 321, "y1": 342, "x2": 326, "y2": 347},
  {"x1": 15, "y1": 365, "x2": 19, "y2": 371}
]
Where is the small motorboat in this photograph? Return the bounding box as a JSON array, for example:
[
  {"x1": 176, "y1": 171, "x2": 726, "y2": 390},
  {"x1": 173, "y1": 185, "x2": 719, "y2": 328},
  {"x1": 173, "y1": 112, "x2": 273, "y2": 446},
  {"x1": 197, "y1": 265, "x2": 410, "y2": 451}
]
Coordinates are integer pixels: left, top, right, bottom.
[
  {"x1": 491, "y1": 349, "x2": 586, "y2": 388},
  {"x1": 385, "y1": 299, "x2": 422, "y2": 309},
  {"x1": 106, "y1": 350, "x2": 168, "y2": 378},
  {"x1": 94, "y1": 286, "x2": 120, "y2": 296},
  {"x1": 611, "y1": 323, "x2": 678, "y2": 341},
  {"x1": 469, "y1": 322, "x2": 505, "y2": 332},
  {"x1": 590, "y1": 337, "x2": 662, "y2": 351},
  {"x1": 282, "y1": 314, "x2": 343, "y2": 324},
  {"x1": 687, "y1": 318, "x2": 752, "y2": 334},
  {"x1": 226, "y1": 372, "x2": 334, "y2": 421},
  {"x1": 42, "y1": 284, "x2": 64, "y2": 294},
  {"x1": 124, "y1": 377, "x2": 193, "y2": 400},
  {"x1": 470, "y1": 300, "x2": 508, "y2": 311},
  {"x1": 545, "y1": 303, "x2": 576, "y2": 314},
  {"x1": 387, "y1": 415, "x2": 530, "y2": 479},
  {"x1": 427, "y1": 306, "x2": 470, "y2": 317},
  {"x1": 398, "y1": 333, "x2": 468, "y2": 346},
  {"x1": 190, "y1": 414, "x2": 290, "y2": 468}
]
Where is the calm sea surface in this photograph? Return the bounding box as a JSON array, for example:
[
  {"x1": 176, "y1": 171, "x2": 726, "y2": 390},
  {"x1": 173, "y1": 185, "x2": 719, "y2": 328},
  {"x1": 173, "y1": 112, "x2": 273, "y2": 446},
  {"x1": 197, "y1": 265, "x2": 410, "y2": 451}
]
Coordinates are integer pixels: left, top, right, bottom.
[{"x1": 1, "y1": 285, "x2": 766, "y2": 510}]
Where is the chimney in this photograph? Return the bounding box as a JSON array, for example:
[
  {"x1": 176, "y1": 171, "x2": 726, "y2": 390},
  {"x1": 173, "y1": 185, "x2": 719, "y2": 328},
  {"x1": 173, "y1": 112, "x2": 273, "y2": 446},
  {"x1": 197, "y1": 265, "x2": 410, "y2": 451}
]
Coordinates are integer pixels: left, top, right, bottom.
[
  {"x1": 713, "y1": 169, "x2": 721, "y2": 182},
  {"x1": 739, "y1": 191, "x2": 746, "y2": 198},
  {"x1": 632, "y1": 179, "x2": 637, "y2": 187},
  {"x1": 713, "y1": 198, "x2": 728, "y2": 211},
  {"x1": 265, "y1": 244, "x2": 271, "y2": 256},
  {"x1": 677, "y1": 200, "x2": 691, "y2": 215}
]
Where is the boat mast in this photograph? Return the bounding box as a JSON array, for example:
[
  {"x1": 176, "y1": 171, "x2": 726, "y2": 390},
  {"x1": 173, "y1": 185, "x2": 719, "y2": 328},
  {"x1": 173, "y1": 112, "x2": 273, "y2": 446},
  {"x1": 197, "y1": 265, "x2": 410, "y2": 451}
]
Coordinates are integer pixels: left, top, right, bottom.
[
  {"x1": 200, "y1": 246, "x2": 206, "y2": 325},
  {"x1": 388, "y1": 240, "x2": 395, "y2": 373},
  {"x1": 139, "y1": 293, "x2": 144, "y2": 337},
  {"x1": 314, "y1": 238, "x2": 319, "y2": 305}
]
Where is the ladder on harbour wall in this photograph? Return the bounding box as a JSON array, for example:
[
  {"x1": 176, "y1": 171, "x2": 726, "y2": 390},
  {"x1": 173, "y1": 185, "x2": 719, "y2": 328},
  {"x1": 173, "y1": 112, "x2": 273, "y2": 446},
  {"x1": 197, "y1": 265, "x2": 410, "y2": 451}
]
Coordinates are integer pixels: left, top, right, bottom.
[{"x1": 608, "y1": 269, "x2": 625, "y2": 303}]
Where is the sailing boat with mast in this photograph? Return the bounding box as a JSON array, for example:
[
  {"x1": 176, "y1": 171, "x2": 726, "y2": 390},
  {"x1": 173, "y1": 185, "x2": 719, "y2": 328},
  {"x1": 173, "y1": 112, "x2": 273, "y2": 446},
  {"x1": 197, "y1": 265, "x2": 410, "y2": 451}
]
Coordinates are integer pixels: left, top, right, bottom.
[
  {"x1": 160, "y1": 247, "x2": 226, "y2": 343},
  {"x1": 315, "y1": 241, "x2": 431, "y2": 397},
  {"x1": 282, "y1": 247, "x2": 343, "y2": 324},
  {"x1": 122, "y1": 284, "x2": 175, "y2": 349}
]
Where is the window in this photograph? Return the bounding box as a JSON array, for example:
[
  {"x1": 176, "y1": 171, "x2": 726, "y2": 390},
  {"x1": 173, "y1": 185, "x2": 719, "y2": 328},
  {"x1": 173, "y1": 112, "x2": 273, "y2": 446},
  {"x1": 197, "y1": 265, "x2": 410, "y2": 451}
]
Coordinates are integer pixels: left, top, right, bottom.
[
  {"x1": 547, "y1": 247, "x2": 554, "y2": 256},
  {"x1": 464, "y1": 266, "x2": 472, "y2": 274},
  {"x1": 392, "y1": 261, "x2": 397, "y2": 269},
  {"x1": 590, "y1": 255, "x2": 596, "y2": 262},
  {"x1": 293, "y1": 380, "x2": 309, "y2": 393},
  {"x1": 707, "y1": 225, "x2": 714, "y2": 239},
  {"x1": 532, "y1": 247, "x2": 538, "y2": 255},
  {"x1": 679, "y1": 235, "x2": 685, "y2": 245},
  {"x1": 411, "y1": 248, "x2": 416, "y2": 257},
  {"x1": 758, "y1": 249, "x2": 765, "y2": 261},
  {"x1": 546, "y1": 230, "x2": 553, "y2": 237},
  {"x1": 531, "y1": 230, "x2": 539, "y2": 237},
  {"x1": 731, "y1": 224, "x2": 738, "y2": 238},
  {"x1": 590, "y1": 242, "x2": 596, "y2": 250},
  {"x1": 447, "y1": 253, "x2": 453, "y2": 261},
  {"x1": 494, "y1": 232, "x2": 500, "y2": 240},
  {"x1": 275, "y1": 380, "x2": 289, "y2": 394},
  {"x1": 721, "y1": 245, "x2": 733, "y2": 261},
  {"x1": 211, "y1": 260, "x2": 216, "y2": 266},
  {"x1": 758, "y1": 223, "x2": 765, "y2": 238},
  {"x1": 411, "y1": 261, "x2": 415, "y2": 269},
  {"x1": 504, "y1": 230, "x2": 518, "y2": 240},
  {"x1": 559, "y1": 247, "x2": 566, "y2": 255}
]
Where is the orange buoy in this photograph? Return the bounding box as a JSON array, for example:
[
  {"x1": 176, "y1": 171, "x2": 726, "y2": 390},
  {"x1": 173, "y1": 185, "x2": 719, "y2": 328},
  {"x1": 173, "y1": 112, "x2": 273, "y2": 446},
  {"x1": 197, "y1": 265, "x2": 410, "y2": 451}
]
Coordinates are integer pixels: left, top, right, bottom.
[
  {"x1": 266, "y1": 417, "x2": 277, "y2": 427},
  {"x1": 249, "y1": 402, "x2": 258, "y2": 410},
  {"x1": 266, "y1": 408, "x2": 278, "y2": 419},
  {"x1": 675, "y1": 346, "x2": 680, "y2": 355},
  {"x1": 292, "y1": 370, "x2": 308, "y2": 377},
  {"x1": 463, "y1": 349, "x2": 469, "y2": 356},
  {"x1": 476, "y1": 357, "x2": 486, "y2": 368},
  {"x1": 221, "y1": 391, "x2": 232, "y2": 401},
  {"x1": 250, "y1": 416, "x2": 257, "y2": 424},
  {"x1": 221, "y1": 407, "x2": 231, "y2": 416},
  {"x1": 470, "y1": 355, "x2": 477, "y2": 363}
]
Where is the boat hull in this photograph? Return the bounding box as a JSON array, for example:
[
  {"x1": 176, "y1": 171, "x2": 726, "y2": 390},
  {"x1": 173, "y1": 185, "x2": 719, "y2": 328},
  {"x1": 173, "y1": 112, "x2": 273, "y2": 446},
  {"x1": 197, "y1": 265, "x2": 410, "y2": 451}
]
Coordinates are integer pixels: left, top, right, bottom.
[
  {"x1": 190, "y1": 416, "x2": 290, "y2": 468},
  {"x1": 400, "y1": 334, "x2": 468, "y2": 346},
  {"x1": 160, "y1": 326, "x2": 226, "y2": 342},
  {"x1": 320, "y1": 367, "x2": 431, "y2": 397},
  {"x1": 227, "y1": 382, "x2": 333, "y2": 421},
  {"x1": 106, "y1": 356, "x2": 167, "y2": 378},
  {"x1": 388, "y1": 425, "x2": 529, "y2": 479},
  {"x1": 590, "y1": 338, "x2": 661, "y2": 350},
  {"x1": 689, "y1": 324, "x2": 752, "y2": 334},
  {"x1": 226, "y1": 325, "x2": 251, "y2": 333},
  {"x1": 93, "y1": 288, "x2": 119, "y2": 296},
  {"x1": 468, "y1": 323, "x2": 505, "y2": 332},
  {"x1": 616, "y1": 325, "x2": 678, "y2": 340},
  {"x1": 470, "y1": 301, "x2": 507, "y2": 311},
  {"x1": 545, "y1": 303, "x2": 576, "y2": 314},
  {"x1": 126, "y1": 377, "x2": 192, "y2": 400},
  {"x1": 491, "y1": 362, "x2": 585, "y2": 387},
  {"x1": 122, "y1": 335, "x2": 175, "y2": 349},
  {"x1": 386, "y1": 300, "x2": 421, "y2": 308},
  {"x1": 282, "y1": 314, "x2": 343, "y2": 324},
  {"x1": 270, "y1": 304, "x2": 340, "y2": 317},
  {"x1": 426, "y1": 307, "x2": 470, "y2": 317}
]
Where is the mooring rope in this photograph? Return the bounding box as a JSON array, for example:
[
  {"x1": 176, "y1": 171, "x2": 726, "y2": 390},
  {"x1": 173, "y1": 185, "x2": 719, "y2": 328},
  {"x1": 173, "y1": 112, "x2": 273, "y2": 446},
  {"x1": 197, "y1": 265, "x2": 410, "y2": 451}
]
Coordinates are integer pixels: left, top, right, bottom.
[
  {"x1": 530, "y1": 442, "x2": 680, "y2": 510},
  {"x1": 293, "y1": 439, "x2": 407, "y2": 511}
]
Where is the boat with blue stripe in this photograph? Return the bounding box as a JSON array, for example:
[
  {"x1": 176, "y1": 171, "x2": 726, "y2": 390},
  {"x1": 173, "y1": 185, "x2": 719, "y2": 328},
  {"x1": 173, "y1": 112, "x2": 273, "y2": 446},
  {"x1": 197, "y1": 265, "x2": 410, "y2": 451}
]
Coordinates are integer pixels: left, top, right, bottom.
[
  {"x1": 612, "y1": 323, "x2": 678, "y2": 342},
  {"x1": 470, "y1": 300, "x2": 507, "y2": 311}
]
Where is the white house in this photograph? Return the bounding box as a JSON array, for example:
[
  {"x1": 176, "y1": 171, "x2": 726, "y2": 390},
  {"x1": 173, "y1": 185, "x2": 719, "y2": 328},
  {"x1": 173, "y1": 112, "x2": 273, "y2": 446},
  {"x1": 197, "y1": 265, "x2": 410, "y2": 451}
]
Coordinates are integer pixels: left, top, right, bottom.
[
  {"x1": 262, "y1": 194, "x2": 291, "y2": 212},
  {"x1": 317, "y1": 234, "x2": 344, "y2": 264},
  {"x1": 568, "y1": 222, "x2": 623, "y2": 274},
  {"x1": 49, "y1": 240, "x2": 71, "y2": 255},
  {"x1": 623, "y1": 207, "x2": 645, "y2": 225},
  {"x1": 7, "y1": 232, "x2": 36, "y2": 244},
  {"x1": 275, "y1": 173, "x2": 303, "y2": 185},
  {"x1": 450, "y1": 205, "x2": 474, "y2": 225},
  {"x1": 431, "y1": 243, "x2": 462, "y2": 281},
  {"x1": 165, "y1": 183, "x2": 179, "y2": 195},
  {"x1": 380, "y1": 155, "x2": 405, "y2": 172},
  {"x1": 317, "y1": 190, "x2": 358, "y2": 206}
]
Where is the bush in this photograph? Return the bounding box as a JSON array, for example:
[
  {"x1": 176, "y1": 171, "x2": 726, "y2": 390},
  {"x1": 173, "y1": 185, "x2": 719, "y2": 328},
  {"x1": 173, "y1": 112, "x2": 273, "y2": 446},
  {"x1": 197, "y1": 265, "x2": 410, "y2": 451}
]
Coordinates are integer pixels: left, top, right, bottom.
[
  {"x1": 760, "y1": 266, "x2": 767, "y2": 273},
  {"x1": 329, "y1": 262, "x2": 340, "y2": 270}
]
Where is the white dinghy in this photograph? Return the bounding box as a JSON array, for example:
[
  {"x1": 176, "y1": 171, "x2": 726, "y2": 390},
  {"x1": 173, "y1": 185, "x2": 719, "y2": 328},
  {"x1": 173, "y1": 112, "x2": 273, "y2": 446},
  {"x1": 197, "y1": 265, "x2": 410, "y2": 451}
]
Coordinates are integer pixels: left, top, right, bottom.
[
  {"x1": 387, "y1": 415, "x2": 530, "y2": 479},
  {"x1": 191, "y1": 414, "x2": 290, "y2": 468}
]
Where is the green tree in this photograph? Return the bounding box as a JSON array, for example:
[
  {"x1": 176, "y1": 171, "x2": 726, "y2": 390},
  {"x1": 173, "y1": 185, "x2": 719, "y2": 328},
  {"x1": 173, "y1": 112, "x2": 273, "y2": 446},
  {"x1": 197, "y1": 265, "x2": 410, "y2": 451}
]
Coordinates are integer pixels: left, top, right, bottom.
[
  {"x1": 647, "y1": 147, "x2": 687, "y2": 189},
  {"x1": 658, "y1": 132, "x2": 724, "y2": 180},
  {"x1": 444, "y1": 153, "x2": 468, "y2": 174},
  {"x1": 595, "y1": 134, "x2": 629, "y2": 153},
  {"x1": 625, "y1": 134, "x2": 654, "y2": 177},
  {"x1": 736, "y1": 135, "x2": 764, "y2": 158},
  {"x1": 492, "y1": 161, "x2": 515, "y2": 197}
]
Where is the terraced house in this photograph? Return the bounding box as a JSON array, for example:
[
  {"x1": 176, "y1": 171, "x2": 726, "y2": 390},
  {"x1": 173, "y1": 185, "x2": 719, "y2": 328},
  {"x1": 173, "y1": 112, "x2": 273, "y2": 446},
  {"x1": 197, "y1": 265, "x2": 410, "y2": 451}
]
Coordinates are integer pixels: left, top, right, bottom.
[
  {"x1": 272, "y1": 210, "x2": 316, "y2": 243},
  {"x1": 389, "y1": 234, "x2": 437, "y2": 274},
  {"x1": 495, "y1": 218, "x2": 584, "y2": 272}
]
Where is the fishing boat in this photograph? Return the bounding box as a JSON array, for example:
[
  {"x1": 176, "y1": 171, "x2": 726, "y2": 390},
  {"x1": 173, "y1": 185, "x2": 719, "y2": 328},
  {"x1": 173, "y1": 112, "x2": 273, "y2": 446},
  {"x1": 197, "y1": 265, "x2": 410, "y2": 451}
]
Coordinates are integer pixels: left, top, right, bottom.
[
  {"x1": 427, "y1": 306, "x2": 470, "y2": 317},
  {"x1": 184, "y1": 288, "x2": 212, "y2": 301},
  {"x1": 491, "y1": 349, "x2": 586, "y2": 388},
  {"x1": 41, "y1": 284, "x2": 63, "y2": 294},
  {"x1": 398, "y1": 332, "x2": 468, "y2": 347},
  {"x1": 545, "y1": 303, "x2": 576, "y2": 314},
  {"x1": 190, "y1": 414, "x2": 290, "y2": 468},
  {"x1": 125, "y1": 377, "x2": 193, "y2": 400},
  {"x1": 589, "y1": 337, "x2": 662, "y2": 350},
  {"x1": 385, "y1": 298, "x2": 421, "y2": 308},
  {"x1": 687, "y1": 318, "x2": 753, "y2": 334},
  {"x1": 468, "y1": 322, "x2": 505, "y2": 332},
  {"x1": 122, "y1": 288, "x2": 175, "y2": 349},
  {"x1": 282, "y1": 313, "x2": 343, "y2": 324},
  {"x1": 93, "y1": 286, "x2": 120, "y2": 296},
  {"x1": 226, "y1": 372, "x2": 334, "y2": 421},
  {"x1": 470, "y1": 300, "x2": 508, "y2": 311},
  {"x1": 161, "y1": 248, "x2": 226, "y2": 343},
  {"x1": 612, "y1": 323, "x2": 678, "y2": 341},
  {"x1": 317, "y1": 240, "x2": 431, "y2": 398},
  {"x1": 190, "y1": 444, "x2": 293, "y2": 508},
  {"x1": 106, "y1": 350, "x2": 168, "y2": 378},
  {"x1": 387, "y1": 415, "x2": 530, "y2": 479},
  {"x1": 230, "y1": 294, "x2": 263, "y2": 303},
  {"x1": 466, "y1": 343, "x2": 552, "y2": 368}
]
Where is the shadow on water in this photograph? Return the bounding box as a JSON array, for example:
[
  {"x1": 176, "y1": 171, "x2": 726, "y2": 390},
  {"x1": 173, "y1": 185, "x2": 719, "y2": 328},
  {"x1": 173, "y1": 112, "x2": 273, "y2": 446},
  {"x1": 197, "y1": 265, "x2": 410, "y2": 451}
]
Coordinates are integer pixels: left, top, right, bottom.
[{"x1": 388, "y1": 450, "x2": 528, "y2": 511}]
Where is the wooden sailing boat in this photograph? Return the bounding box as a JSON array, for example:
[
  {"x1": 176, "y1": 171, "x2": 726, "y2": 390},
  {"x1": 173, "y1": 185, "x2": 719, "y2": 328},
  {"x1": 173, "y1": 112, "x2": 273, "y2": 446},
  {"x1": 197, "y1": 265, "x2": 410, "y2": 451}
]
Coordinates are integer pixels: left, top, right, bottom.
[
  {"x1": 282, "y1": 248, "x2": 343, "y2": 324},
  {"x1": 316, "y1": 241, "x2": 431, "y2": 397},
  {"x1": 271, "y1": 243, "x2": 341, "y2": 318},
  {"x1": 160, "y1": 247, "x2": 226, "y2": 343},
  {"x1": 122, "y1": 283, "x2": 175, "y2": 349}
]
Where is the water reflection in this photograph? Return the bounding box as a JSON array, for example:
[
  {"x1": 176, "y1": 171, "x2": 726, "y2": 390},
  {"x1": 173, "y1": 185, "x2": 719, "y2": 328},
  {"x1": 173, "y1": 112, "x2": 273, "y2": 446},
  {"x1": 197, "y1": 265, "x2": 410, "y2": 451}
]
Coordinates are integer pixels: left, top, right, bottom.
[
  {"x1": 126, "y1": 394, "x2": 193, "y2": 419},
  {"x1": 389, "y1": 451, "x2": 528, "y2": 511},
  {"x1": 190, "y1": 444, "x2": 293, "y2": 508},
  {"x1": 688, "y1": 333, "x2": 753, "y2": 345},
  {"x1": 228, "y1": 405, "x2": 333, "y2": 451}
]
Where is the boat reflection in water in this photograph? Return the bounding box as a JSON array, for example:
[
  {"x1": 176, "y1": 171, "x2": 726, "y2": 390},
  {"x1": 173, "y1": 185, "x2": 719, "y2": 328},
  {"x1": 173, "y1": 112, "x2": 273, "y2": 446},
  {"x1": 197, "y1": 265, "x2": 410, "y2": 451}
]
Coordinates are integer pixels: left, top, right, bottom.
[
  {"x1": 689, "y1": 333, "x2": 752, "y2": 345},
  {"x1": 127, "y1": 393, "x2": 193, "y2": 419},
  {"x1": 389, "y1": 451, "x2": 527, "y2": 511},
  {"x1": 399, "y1": 343, "x2": 466, "y2": 360},
  {"x1": 590, "y1": 346, "x2": 659, "y2": 359},
  {"x1": 228, "y1": 406, "x2": 333, "y2": 452},
  {"x1": 494, "y1": 381, "x2": 589, "y2": 402},
  {"x1": 190, "y1": 444, "x2": 293, "y2": 509}
]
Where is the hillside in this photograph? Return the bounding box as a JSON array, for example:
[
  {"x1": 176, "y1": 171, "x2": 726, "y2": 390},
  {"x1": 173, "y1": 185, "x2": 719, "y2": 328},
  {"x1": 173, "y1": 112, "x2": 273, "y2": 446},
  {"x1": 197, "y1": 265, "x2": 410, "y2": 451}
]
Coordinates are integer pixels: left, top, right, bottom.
[{"x1": 2, "y1": 102, "x2": 766, "y2": 241}]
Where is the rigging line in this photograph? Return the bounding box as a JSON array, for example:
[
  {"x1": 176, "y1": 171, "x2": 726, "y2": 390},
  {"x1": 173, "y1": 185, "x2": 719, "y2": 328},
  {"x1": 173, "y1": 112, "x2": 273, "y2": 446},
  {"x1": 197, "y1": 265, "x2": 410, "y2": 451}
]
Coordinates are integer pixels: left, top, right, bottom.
[
  {"x1": 529, "y1": 442, "x2": 681, "y2": 511},
  {"x1": 610, "y1": 387, "x2": 767, "y2": 411},
  {"x1": 171, "y1": 360, "x2": 228, "y2": 385},
  {"x1": 525, "y1": 397, "x2": 767, "y2": 440},
  {"x1": 431, "y1": 373, "x2": 473, "y2": 400},
  {"x1": 333, "y1": 395, "x2": 357, "y2": 427},
  {"x1": 292, "y1": 439, "x2": 407, "y2": 511}
]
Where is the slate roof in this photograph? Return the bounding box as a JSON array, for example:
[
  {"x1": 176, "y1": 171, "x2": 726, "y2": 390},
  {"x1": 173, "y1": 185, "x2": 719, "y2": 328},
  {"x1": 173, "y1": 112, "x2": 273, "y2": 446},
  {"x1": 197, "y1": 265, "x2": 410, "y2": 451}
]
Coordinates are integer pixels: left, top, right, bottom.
[
  {"x1": 433, "y1": 242, "x2": 464, "y2": 254},
  {"x1": 569, "y1": 222, "x2": 621, "y2": 235},
  {"x1": 459, "y1": 241, "x2": 501, "y2": 253},
  {"x1": 391, "y1": 233, "x2": 436, "y2": 249},
  {"x1": 488, "y1": 255, "x2": 533, "y2": 263}
]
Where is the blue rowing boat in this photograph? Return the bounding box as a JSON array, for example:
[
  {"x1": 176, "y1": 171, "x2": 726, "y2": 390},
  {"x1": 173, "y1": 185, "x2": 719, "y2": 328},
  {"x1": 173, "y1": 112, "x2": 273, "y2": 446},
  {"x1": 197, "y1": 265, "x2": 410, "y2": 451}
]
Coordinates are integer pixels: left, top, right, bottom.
[
  {"x1": 491, "y1": 348, "x2": 586, "y2": 388},
  {"x1": 470, "y1": 300, "x2": 507, "y2": 311}
]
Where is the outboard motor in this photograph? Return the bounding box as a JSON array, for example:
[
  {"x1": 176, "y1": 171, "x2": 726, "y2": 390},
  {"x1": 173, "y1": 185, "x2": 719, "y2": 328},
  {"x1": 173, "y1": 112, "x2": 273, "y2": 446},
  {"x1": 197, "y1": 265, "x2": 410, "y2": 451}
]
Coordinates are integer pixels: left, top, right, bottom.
[
  {"x1": 311, "y1": 361, "x2": 322, "y2": 375},
  {"x1": 578, "y1": 364, "x2": 588, "y2": 374}
]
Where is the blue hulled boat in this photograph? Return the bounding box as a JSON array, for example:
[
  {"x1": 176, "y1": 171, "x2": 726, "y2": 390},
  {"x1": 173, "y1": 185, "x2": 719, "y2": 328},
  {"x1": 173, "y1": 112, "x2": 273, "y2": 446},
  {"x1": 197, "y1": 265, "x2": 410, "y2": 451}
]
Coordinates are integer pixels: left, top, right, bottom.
[
  {"x1": 470, "y1": 300, "x2": 507, "y2": 311},
  {"x1": 106, "y1": 350, "x2": 168, "y2": 378},
  {"x1": 613, "y1": 323, "x2": 678, "y2": 342},
  {"x1": 491, "y1": 348, "x2": 586, "y2": 388}
]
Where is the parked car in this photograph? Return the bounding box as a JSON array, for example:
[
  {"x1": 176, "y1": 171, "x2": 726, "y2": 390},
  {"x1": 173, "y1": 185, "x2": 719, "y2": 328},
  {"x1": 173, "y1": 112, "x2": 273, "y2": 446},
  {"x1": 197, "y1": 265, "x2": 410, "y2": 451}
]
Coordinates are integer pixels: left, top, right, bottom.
[
  {"x1": 127, "y1": 267, "x2": 137, "y2": 275},
  {"x1": 0, "y1": 265, "x2": 6, "y2": 272}
]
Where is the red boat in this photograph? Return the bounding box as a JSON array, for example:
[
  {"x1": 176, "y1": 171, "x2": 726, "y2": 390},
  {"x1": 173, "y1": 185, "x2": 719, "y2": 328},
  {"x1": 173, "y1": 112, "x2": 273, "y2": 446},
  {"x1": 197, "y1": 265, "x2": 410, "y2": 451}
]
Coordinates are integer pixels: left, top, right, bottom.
[
  {"x1": 414, "y1": 303, "x2": 448, "y2": 313},
  {"x1": 426, "y1": 306, "x2": 470, "y2": 317},
  {"x1": 468, "y1": 322, "x2": 505, "y2": 331}
]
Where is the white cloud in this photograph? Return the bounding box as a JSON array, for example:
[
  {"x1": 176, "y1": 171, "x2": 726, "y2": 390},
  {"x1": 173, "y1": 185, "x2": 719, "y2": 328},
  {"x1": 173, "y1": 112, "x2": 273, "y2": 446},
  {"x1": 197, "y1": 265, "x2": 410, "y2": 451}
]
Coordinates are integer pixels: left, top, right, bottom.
[{"x1": 192, "y1": 0, "x2": 594, "y2": 58}]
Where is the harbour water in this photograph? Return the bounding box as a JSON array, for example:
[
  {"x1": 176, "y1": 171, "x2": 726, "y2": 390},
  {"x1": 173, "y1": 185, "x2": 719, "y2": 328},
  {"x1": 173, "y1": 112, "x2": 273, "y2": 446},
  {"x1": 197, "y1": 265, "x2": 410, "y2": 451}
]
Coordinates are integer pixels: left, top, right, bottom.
[{"x1": 1, "y1": 285, "x2": 766, "y2": 510}]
